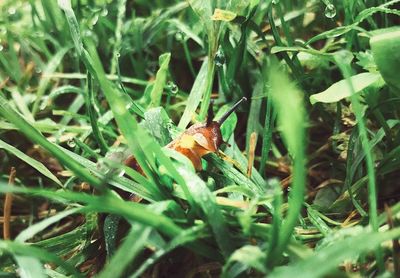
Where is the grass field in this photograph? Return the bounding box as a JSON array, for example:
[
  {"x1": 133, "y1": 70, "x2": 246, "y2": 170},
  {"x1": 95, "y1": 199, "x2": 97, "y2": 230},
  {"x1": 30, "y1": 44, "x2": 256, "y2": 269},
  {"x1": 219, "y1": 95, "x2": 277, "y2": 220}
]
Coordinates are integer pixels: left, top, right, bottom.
[{"x1": 0, "y1": 0, "x2": 400, "y2": 277}]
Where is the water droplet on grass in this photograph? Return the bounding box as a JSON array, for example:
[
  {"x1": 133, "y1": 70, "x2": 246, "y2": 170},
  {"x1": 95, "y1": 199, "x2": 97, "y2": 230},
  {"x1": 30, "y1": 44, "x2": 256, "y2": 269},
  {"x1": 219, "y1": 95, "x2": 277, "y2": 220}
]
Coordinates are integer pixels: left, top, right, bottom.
[
  {"x1": 214, "y1": 48, "x2": 225, "y2": 67},
  {"x1": 67, "y1": 139, "x2": 76, "y2": 148},
  {"x1": 101, "y1": 8, "x2": 108, "y2": 17},
  {"x1": 167, "y1": 81, "x2": 178, "y2": 94},
  {"x1": 175, "y1": 31, "x2": 184, "y2": 41},
  {"x1": 324, "y1": 4, "x2": 336, "y2": 18},
  {"x1": 8, "y1": 7, "x2": 16, "y2": 15}
]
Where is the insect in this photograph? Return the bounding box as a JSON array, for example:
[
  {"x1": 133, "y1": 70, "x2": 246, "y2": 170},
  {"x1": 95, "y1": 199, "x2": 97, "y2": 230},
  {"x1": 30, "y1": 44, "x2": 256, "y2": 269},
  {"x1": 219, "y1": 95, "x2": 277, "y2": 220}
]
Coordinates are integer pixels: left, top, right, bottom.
[{"x1": 125, "y1": 97, "x2": 247, "y2": 172}]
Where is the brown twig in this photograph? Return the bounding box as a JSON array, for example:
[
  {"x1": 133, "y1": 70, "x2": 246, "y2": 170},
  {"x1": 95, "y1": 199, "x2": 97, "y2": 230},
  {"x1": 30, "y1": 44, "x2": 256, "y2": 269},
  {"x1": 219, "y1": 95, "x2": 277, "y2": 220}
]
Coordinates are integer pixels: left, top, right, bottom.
[
  {"x1": 247, "y1": 132, "x2": 258, "y2": 178},
  {"x1": 3, "y1": 167, "x2": 16, "y2": 240}
]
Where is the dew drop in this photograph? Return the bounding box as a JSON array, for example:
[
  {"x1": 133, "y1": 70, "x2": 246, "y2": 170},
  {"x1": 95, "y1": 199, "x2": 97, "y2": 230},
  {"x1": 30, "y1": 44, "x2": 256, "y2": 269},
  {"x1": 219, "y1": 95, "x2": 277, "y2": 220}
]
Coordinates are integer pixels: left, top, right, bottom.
[
  {"x1": 324, "y1": 4, "x2": 336, "y2": 18},
  {"x1": 167, "y1": 81, "x2": 178, "y2": 94},
  {"x1": 116, "y1": 52, "x2": 121, "y2": 58},
  {"x1": 101, "y1": 8, "x2": 108, "y2": 17},
  {"x1": 67, "y1": 139, "x2": 76, "y2": 148},
  {"x1": 175, "y1": 31, "x2": 184, "y2": 42},
  {"x1": 8, "y1": 7, "x2": 16, "y2": 15},
  {"x1": 214, "y1": 48, "x2": 225, "y2": 67}
]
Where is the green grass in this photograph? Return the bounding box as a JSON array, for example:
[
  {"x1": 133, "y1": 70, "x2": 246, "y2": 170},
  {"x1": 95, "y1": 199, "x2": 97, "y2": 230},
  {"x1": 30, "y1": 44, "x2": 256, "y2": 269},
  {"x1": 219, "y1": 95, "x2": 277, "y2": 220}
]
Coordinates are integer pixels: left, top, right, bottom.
[{"x1": 0, "y1": 0, "x2": 400, "y2": 277}]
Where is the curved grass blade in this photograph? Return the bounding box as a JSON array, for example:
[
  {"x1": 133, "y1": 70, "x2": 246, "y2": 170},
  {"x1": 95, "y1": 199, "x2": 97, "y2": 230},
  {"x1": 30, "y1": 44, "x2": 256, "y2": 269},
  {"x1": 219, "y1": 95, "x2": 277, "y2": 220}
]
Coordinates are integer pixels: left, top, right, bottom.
[
  {"x1": 177, "y1": 166, "x2": 235, "y2": 258},
  {"x1": 270, "y1": 228, "x2": 400, "y2": 278},
  {"x1": 0, "y1": 240, "x2": 82, "y2": 277},
  {"x1": 310, "y1": 72, "x2": 383, "y2": 104},
  {"x1": 0, "y1": 92, "x2": 103, "y2": 188},
  {"x1": 32, "y1": 46, "x2": 71, "y2": 116},
  {"x1": 149, "y1": 53, "x2": 171, "y2": 108},
  {"x1": 14, "y1": 256, "x2": 46, "y2": 278},
  {"x1": 178, "y1": 59, "x2": 209, "y2": 129},
  {"x1": 85, "y1": 73, "x2": 108, "y2": 154},
  {"x1": 97, "y1": 225, "x2": 152, "y2": 278},
  {"x1": 0, "y1": 138, "x2": 62, "y2": 186},
  {"x1": 0, "y1": 184, "x2": 182, "y2": 238},
  {"x1": 16, "y1": 207, "x2": 82, "y2": 243},
  {"x1": 267, "y1": 61, "x2": 307, "y2": 265},
  {"x1": 334, "y1": 51, "x2": 383, "y2": 271},
  {"x1": 131, "y1": 225, "x2": 209, "y2": 278},
  {"x1": 222, "y1": 245, "x2": 267, "y2": 277}
]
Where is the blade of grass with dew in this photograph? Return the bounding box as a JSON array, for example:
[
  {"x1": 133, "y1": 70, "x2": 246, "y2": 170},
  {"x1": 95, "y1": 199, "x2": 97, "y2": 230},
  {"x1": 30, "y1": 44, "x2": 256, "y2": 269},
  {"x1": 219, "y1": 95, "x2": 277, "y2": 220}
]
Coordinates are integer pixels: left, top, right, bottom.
[
  {"x1": 149, "y1": 53, "x2": 171, "y2": 107},
  {"x1": 266, "y1": 61, "x2": 307, "y2": 266},
  {"x1": 98, "y1": 226, "x2": 152, "y2": 278},
  {"x1": 33, "y1": 213, "x2": 97, "y2": 258},
  {"x1": 343, "y1": 129, "x2": 368, "y2": 217},
  {"x1": 0, "y1": 119, "x2": 90, "y2": 134},
  {"x1": 32, "y1": 46, "x2": 70, "y2": 116},
  {"x1": 59, "y1": 1, "x2": 196, "y2": 204},
  {"x1": 40, "y1": 85, "x2": 83, "y2": 111},
  {"x1": 109, "y1": 0, "x2": 127, "y2": 75},
  {"x1": 267, "y1": 5, "x2": 301, "y2": 80},
  {"x1": 178, "y1": 58, "x2": 208, "y2": 129},
  {"x1": 334, "y1": 50, "x2": 383, "y2": 271},
  {"x1": 222, "y1": 245, "x2": 267, "y2": 277},
  {"x1": 54, "y1": 94, "x2": 86, "y2": 141},
  {"x1": 187, "y1": 0, "x2": 220, "y2": 121},
  {"x1": 99, "y1": 202, "x2": 173, "y2": 278},
  {"x1": 305, "y1": 1, "x2": 400, "y2": 46},
  {"x1": 177, "y1": 165, "x2": 235, "y2": 258},
  {"x1": 0, "y1": 92, "x2": 104, "y2": 188},
  {"x1": 85, "y1": 72, "x2": 108, "y2": 154},
  {"x1": 207, "y1": 154, "x2": 263, "y2": 195},
  {"x1": 0, "y1": 184, "x2": 218, "y2": 261},
  {"x1": 0, "y1": 184, "x2": 182, "y2": 238},
  {"x1": 305, "y1": 204, "x2": 331, "y2": 237},
  {"x1": 131, "y1": 225, "x2": 208, "y2": 278},
  {"x1": 58, "y1": 146, "x2": 155, "y2": 201},
  {"x1": 58, "y1": 0, "x2": 157, "y2": 185},
  {"x1": 270, "y1": 228, "x2": 400, "y2": 278},
  {"x1": 10, "y1": 89, "x2": 34, "y2": 122},
  {"x1": 14, "y1": 256, "x2": 46, "y2": 278},
  {"x1": 0, "y1": 138, "x2": 62, "y2": 186},
  {"x1": 0, "y1": 240, "x2": 82, "y2": 277},
  {"x1": 16, "y1": 208, "x2": 83, "y2": 243}
]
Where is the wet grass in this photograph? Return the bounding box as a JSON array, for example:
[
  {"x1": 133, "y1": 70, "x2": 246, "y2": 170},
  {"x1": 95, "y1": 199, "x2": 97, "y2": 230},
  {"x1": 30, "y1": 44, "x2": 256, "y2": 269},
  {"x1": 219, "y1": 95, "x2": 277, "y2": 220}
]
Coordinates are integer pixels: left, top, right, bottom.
[{"x1": 0, "y1": 0, "x2": 400, "y2": 277}]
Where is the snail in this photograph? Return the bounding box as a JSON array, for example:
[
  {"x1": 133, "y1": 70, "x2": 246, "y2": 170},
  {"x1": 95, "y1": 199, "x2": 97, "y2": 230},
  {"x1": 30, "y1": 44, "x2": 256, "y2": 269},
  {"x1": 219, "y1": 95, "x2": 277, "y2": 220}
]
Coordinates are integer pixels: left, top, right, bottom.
[{"x1": 125, "y1": 97, "x2": 247, "y2": 172}]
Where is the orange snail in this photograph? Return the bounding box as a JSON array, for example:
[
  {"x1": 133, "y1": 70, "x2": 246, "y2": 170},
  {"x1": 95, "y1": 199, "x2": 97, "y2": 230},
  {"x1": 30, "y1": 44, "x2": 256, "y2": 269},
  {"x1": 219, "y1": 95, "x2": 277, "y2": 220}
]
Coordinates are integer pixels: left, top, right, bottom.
[{"x1": 125, "y1": 97, "x2": 247, "y2": 172}]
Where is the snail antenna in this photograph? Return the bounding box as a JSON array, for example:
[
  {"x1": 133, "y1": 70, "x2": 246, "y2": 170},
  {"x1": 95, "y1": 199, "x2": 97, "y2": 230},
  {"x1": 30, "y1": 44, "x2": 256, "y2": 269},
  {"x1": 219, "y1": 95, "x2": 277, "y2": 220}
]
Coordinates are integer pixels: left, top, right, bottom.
[
  {"x1": 206, "y1": 100, "x2": 214, "y2": 126},
  {"x1": 217, "y1": 97, "x2": 247, "y2": 125}
]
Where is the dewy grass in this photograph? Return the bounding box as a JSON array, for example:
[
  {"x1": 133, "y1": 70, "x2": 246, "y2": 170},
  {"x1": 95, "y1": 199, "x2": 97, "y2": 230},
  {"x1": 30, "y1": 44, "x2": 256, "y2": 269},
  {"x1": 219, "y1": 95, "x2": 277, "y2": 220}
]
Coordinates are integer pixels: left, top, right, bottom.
[
  {"x1": 335, "y1": 53, "x2": 384, "y2": 271},
  {"x1": 1, "y1": 0, "x2": 400, "y2": 277}
]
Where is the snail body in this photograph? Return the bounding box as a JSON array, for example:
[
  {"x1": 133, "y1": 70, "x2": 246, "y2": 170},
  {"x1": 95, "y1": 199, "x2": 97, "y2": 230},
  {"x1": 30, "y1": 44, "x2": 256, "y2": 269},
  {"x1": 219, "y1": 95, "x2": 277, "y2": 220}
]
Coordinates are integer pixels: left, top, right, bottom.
[{"x1": 125, "y1": 97, "x2": 246, "y2": 172}]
